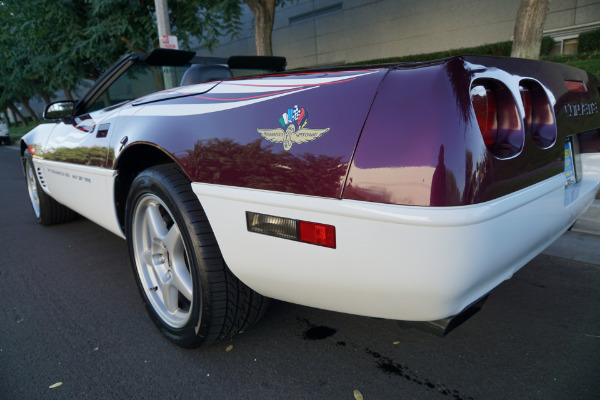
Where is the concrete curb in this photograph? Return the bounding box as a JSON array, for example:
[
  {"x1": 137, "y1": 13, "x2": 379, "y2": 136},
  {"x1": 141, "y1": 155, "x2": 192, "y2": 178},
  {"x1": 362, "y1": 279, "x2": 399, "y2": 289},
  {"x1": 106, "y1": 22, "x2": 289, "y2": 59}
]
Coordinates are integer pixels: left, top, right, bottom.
[{"x1": 571, "y1": 199, "x2": 600, "y2": 236}]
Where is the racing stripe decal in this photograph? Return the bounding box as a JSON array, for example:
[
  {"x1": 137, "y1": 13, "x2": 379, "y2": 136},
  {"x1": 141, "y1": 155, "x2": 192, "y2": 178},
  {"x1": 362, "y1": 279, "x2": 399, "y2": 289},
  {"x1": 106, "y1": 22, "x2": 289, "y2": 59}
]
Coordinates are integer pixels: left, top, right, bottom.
[{"x1": 119, "y1": 71, "x2": 380, "y2": 117}]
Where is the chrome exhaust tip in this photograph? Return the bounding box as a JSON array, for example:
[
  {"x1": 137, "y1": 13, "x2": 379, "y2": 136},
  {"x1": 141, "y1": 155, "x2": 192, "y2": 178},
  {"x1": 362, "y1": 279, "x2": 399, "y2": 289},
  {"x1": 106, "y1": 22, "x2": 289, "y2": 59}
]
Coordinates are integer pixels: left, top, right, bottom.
[{"x1": 400, "y1": 296, "x2": 488, "y2": 336}]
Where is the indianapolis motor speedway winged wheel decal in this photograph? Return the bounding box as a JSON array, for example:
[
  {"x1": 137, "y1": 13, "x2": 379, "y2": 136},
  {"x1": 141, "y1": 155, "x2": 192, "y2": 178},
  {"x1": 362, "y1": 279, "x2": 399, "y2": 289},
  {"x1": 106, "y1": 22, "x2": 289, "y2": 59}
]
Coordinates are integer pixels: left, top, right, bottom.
[{"x1": 258, "y1": 105, "x2": 330, "y2": 151}]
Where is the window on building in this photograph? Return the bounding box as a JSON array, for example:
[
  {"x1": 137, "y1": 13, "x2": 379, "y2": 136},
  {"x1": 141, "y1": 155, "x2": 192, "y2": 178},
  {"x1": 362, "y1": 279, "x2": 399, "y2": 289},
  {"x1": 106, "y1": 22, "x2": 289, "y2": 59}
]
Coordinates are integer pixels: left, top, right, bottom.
[{"x1": 549, "y1": 36, "x2": 579, "y2": 56}]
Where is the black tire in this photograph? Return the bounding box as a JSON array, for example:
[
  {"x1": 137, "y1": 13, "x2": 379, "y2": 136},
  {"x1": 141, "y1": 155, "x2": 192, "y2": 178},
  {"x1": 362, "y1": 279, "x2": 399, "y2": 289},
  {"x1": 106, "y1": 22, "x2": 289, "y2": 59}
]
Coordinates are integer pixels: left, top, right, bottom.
[
  {"x1": 125, "y1": 164, "x2": 269, "y2": 348},
  {"x1": 23, "y1": 149, "x2": 77, "y2": 226}
]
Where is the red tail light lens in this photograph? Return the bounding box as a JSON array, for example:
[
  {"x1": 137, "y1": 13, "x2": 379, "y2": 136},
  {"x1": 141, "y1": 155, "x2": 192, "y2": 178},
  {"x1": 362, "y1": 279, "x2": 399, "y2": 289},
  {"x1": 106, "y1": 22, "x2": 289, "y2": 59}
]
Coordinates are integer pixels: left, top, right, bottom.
[
  {"x1": 520, "y1": 86, "x2": 532, "y2": 129},
  {"x1": 520, "y1": 80, "x2": 556, "y2": 149},
  {"x1": 471, "y1": 80, "x2": 523, "y2": 158},
  {"x1": 471, "y1": 85, "x2": 498, "y2": 147},
  {"x1": 565, "y1": 80, "x2": 586, "y2": 92}
]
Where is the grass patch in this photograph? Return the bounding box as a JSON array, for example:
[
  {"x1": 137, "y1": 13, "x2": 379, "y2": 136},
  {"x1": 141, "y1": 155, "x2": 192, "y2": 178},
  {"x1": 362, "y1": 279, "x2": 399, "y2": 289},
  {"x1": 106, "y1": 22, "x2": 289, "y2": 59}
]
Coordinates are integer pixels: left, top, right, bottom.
[
  {"x1": 8, "y1": 121, "x2": 52, "y2": 142},
  {"x1": 9, "y1": 133, "x2": 25, "y2": 142},
  {"x1": 9, "y1": 122, "x2": 40, "y2": 136},
  {"x1": 562, "y1": 59, "x2": 600, "y2": 76},
  {"x1": 541, "y1": 51, "x2": 600, "y2": 76}
]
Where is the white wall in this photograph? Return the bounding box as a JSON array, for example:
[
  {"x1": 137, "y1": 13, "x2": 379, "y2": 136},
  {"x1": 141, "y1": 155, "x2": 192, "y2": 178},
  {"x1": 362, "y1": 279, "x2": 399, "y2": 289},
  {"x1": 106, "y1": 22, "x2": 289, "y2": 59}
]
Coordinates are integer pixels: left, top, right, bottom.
[{"x1": 194, "y1": 0, "x2": 600, "y2": 69}]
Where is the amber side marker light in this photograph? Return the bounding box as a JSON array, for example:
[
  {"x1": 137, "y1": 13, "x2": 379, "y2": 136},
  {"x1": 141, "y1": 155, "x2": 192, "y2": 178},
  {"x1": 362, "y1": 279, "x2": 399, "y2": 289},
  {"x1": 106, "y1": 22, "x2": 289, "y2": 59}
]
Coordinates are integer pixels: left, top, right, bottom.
[
  {"x1": 246, "y1": 212, "x2": 336, "y2": 249},
  {"x1": 565, "y1": 80, "x2": 587, "y2": 92}
]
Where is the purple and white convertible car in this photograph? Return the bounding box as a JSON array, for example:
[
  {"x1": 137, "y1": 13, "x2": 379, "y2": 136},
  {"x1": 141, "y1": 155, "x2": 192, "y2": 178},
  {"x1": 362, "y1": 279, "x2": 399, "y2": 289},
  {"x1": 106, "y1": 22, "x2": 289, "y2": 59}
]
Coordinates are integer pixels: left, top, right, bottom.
[{"x1": 21, "y1": 48, "x2": 600, "y2": 347}]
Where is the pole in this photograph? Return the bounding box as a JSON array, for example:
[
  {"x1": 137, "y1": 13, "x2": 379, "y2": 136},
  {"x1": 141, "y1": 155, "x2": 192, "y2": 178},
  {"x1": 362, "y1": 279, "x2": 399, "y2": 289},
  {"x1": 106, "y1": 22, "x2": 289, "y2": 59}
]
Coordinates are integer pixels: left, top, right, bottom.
[
  {"x1": 154, "y1": 0, "x2": 178, "y2": 89},
  {"x1": 155, "y1": 0, "x2": 171, "y2": 41}
]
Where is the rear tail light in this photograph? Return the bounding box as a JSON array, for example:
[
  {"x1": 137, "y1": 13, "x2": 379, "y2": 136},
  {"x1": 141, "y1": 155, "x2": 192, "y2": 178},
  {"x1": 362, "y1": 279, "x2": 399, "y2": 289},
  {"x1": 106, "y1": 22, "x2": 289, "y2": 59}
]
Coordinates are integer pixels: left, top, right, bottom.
[
  {"x1": 520, "y1": 80, "x2": 556, "y2": 149},
  {"x1": 246, "y1": 212, "x2": 336, "y2": 249},
  {"x1": 471, "y1": 80, "x2": 523, "y2": 158},
  {"x1": 519, "y1": 86, "x2": 532, "y2": 128},
  {"x1": 471, "y1": 85, "x2": 498, "y2": 147},
  {"x1": 565, "y1": 80, "x2": 586, "y2": 92}
]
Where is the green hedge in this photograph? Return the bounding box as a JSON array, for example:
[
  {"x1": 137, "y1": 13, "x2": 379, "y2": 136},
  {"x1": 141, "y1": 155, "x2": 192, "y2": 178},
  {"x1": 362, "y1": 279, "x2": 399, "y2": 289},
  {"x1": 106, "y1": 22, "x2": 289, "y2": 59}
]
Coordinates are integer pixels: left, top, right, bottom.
[
  {"x1": 347, "y1": 37, "x2": 555, "y2": 66},
  {"x1": 344, "y1": 37, "x2": 600, "y2": 77},
  {"x1": 578, "y1": 28, "x2": 600, "y2": 53}
]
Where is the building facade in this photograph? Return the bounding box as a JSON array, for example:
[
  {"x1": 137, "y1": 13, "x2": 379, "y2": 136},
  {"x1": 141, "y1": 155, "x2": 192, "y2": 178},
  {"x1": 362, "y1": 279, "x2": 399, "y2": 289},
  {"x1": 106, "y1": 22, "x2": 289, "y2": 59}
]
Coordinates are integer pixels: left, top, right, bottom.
[{"x1": 194, "y1": 0, "x2": 600, "y2": 69}]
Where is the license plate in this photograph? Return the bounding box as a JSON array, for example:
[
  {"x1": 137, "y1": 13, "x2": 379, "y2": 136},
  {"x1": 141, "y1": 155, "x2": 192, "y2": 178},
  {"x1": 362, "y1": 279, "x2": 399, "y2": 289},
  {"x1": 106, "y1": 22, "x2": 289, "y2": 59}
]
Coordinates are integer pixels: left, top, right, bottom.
[{"x1": 564, "y1": 140, "x2": 576, "y2": 186}]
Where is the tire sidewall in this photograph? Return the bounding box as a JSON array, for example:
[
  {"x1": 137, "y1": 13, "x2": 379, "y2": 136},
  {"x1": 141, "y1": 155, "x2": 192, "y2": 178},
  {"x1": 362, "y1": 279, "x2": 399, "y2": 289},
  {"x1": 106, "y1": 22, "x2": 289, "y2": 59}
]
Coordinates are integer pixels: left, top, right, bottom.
[
  {"x1": 23, "y1": 149, "x2": 77, "y2": 226},
  {"x1": 125, "y1": 167, "x2": 210, "y2": 347},
  {"x1": 24, "y1": 149, "x2": 45, "y2": 225}
]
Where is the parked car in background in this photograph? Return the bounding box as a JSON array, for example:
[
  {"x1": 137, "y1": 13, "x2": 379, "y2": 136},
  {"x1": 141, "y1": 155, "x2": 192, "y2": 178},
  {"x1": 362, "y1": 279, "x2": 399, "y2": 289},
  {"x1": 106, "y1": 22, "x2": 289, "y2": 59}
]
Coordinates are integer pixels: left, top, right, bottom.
[
  {"x1": 20, "y1": 48, "x2": 600, "y2": 348},
  {"x1": 0, "y1": 117, "x2": 9, "y2": 145}
]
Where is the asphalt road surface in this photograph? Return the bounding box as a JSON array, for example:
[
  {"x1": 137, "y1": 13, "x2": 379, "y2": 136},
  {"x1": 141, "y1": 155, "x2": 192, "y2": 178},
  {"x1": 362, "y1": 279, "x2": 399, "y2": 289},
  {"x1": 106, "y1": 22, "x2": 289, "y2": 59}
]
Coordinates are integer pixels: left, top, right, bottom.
[{"x1": 1, "y1": 145, "x2": 599, "y2": 400}]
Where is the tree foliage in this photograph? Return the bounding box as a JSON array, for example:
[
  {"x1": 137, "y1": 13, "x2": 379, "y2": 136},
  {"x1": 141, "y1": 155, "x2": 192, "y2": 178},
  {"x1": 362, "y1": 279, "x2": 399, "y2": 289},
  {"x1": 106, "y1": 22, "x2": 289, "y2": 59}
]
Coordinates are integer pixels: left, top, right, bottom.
[{"x1": 0, "y1": 0, "x2": 244, "y2": 120}]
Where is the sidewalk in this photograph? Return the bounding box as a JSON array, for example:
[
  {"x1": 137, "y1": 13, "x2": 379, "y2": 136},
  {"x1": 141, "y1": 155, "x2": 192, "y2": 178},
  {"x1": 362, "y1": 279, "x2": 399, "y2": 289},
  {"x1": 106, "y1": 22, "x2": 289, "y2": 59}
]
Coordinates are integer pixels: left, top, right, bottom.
[
  {"x1": 543, "y1": 199, "x2": 600, "y2": 266},
  {"x1": 571, "y1": 199, "x2": 600, "y2": 236}
]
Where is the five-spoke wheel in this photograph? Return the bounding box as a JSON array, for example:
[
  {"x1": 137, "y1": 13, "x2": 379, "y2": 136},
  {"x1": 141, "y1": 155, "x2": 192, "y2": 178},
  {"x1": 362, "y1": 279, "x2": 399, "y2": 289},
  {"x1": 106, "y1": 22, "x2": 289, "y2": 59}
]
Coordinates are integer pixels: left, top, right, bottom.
[
  {"x1": 131, "y1": 194, "x2": 193, "y2": 328},
  {"x1": 125, "y1": 164, "x2": 269, "y2": 347}
]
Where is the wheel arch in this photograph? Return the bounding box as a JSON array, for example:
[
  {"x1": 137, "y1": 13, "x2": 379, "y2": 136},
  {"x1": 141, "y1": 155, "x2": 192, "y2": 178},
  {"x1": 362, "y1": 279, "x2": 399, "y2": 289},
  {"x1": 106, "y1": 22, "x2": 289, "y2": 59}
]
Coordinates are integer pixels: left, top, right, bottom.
[
  {"x1": 20, "y1": 138, "x2": 28, "y2": 156},
  {"x1": 19, "y1": 139, "x2": 29, "y2": 172},
  {"x1": 113, "y1": 143, "x2": 180, "y2": 232}
]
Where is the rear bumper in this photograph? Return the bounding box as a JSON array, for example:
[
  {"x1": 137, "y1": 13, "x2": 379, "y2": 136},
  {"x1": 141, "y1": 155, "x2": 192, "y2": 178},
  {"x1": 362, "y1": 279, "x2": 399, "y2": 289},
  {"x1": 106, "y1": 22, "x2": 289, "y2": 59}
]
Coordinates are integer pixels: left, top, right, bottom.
[{"x1": 192, "y1": 153, "x2": 600, "y2": 321}]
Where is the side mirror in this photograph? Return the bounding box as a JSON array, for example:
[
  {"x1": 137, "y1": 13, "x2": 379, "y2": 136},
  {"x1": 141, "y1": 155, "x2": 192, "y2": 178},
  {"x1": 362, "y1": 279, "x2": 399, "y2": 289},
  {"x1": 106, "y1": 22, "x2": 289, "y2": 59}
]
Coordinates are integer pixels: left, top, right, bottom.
[{"x1": 44, "y1": 101, "x2": 75, "y2": 121}]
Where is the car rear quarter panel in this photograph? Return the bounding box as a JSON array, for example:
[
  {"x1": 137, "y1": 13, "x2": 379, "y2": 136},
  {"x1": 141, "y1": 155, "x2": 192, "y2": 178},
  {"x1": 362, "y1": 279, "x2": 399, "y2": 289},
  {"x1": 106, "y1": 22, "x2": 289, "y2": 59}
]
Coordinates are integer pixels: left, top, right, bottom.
[
  {"x1": 344, "y1": 56, "x2": 600, "y2": 206},
  {"x1": 112, "y1": 69, "x2": 388, "y2": 199},
  {"x1": 187, "y1": 58, "x2": 600, "y2": 321}
]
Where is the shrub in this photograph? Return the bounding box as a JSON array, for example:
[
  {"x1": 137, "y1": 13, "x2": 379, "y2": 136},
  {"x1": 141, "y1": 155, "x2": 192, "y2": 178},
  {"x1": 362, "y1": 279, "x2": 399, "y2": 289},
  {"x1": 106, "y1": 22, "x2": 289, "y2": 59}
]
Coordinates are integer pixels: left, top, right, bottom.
[
  {"x1": 348, "y1": 37, "x2": 555, "y2": 65},
  {"x1": 540, "y1": 36, "x2": 554, "y2": 56},
  {"x1": 578, "y1": 28, "x2": 600, "y2": 53}
]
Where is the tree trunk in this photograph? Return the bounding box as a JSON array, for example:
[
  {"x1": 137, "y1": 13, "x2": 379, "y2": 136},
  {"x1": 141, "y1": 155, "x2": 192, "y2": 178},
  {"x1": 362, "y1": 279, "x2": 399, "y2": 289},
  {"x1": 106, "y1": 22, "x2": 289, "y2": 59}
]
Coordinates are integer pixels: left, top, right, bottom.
[
  {"x1": 511, "y1": 0, "x2": 551, "y2": 59},
  {"x1": 244, "y1": 0, "x2": 276, "y2": 56},
  {"x1": 7, "y1": 102, "x2": 27, "y2": 126},
  {"x1": 41, "y1": 92, "x2": 51, "y2": 106},
  {"x1": 2, "y1": 108, "x2": 11, "y2": 127},
  {"x1": 61, "y1": 84, "x2": 74, "y2": 101},
  {"x1": 18, "y1": 97, "x2": 41, "y2": 124}
]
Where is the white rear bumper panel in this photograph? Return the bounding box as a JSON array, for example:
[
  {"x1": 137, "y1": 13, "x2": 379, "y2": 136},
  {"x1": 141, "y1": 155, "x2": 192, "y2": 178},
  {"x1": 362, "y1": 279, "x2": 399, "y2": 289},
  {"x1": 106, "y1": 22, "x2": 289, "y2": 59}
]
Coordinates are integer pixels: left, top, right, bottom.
[{"x1": 192, "y1": 154, "x2": 600, "y2": 321}]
